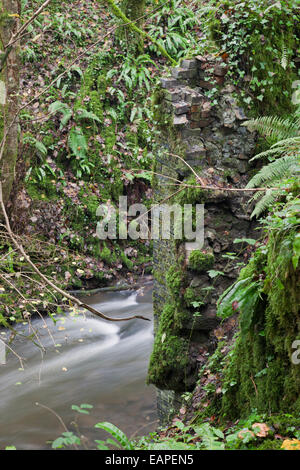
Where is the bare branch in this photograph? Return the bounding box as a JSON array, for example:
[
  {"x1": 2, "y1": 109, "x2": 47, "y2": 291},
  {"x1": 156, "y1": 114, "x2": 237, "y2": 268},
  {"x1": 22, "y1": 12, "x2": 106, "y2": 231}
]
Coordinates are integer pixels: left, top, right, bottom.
[{"x1": 0, "y1": 183, "x2": 150, "y2": 323}]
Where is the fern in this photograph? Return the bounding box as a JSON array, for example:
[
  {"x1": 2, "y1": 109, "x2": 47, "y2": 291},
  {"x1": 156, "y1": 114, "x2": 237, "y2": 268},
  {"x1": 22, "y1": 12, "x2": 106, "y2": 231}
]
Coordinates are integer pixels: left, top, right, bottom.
[
  {"x1": 247, "y1": 154, "x2": 299, "y2": 218},
  {"x1": 247, "y1": 154, "x2": 299, "y2": 189},
  {"x1": 244, "y1": 105, "x2": 300, "y2": 218},
  {"x1": 249, "y1": 136, "x2": 300, "y2": 162},
  {"x1": 250, "y1": 190, "x2": 282, "y2": 219},
  {"x1": 243, "y1": 114, "x2": 300, "y2": 142},
  {"x1": 94, "y1": 422, "x2": 134, "y2": 450}
]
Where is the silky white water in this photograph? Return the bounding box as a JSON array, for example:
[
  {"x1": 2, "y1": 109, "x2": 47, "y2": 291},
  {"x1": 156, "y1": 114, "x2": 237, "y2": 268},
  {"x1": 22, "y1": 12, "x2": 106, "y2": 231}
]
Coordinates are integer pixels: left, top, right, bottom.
[{"x1": 0, "y1": 285, "x2": 157, "y2": 449}]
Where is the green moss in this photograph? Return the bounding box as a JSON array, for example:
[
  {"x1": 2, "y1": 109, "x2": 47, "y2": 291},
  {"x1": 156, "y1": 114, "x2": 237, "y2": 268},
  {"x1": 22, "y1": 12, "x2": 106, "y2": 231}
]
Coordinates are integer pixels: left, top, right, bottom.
[
  {"x1": 220, "y1": 229, "x2": 300, "y2": 419},
  {"x1": 166, "y1": 265, "x2": 183, "y2": 296},
  {"x1": 100, "y1": 244, "x2": 112, "y2": 264},
  {"x1": 117, "y1": 0, "x2": 146, "y2": 54},
  {"x1": 188, "y1": 250, "x2": 214, "y2": 273},
  {"x1": 147, "y1": 301, "x2": 190, "y2": 391},
  {"x1": 175, "y1": 175, "x2": 207, "y2": 205},
  {"x1": 256, "y1": 440, "x2": 282, "y2": 451},
  {"x1": 148, "y1": 251, "x2": 196, "y2": 390},
  {"x1": 120, "y1": 251, "x2": 134, "y2": 270},
  {"x1": 238, "y1": 246, "x2": 267, "y2": 281},
  {"x1": 183, "y1": 286, "x2": 208, "y2": 308}
]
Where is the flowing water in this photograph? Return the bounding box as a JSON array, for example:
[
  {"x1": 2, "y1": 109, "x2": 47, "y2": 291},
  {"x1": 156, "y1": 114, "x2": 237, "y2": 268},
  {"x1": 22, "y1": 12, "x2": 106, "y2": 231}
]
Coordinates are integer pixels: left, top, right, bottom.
[{"x1": 0, "y1": 284, "x2": 157, "y2": 449}]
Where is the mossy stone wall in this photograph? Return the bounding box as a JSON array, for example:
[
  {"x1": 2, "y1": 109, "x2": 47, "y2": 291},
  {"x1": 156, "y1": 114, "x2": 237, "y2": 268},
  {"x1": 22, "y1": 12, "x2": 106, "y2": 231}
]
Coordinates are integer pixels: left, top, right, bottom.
[{"x1": 148, "y1": 56, "x2": 259, "y2": 403}]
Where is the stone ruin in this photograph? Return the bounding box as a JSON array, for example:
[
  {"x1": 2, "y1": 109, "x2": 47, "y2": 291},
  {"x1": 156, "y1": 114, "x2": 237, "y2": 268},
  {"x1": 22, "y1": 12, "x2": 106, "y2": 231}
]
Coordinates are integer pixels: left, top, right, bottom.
[{"x1": 149, "y1": 54, "x2": 259, "y2": 422}]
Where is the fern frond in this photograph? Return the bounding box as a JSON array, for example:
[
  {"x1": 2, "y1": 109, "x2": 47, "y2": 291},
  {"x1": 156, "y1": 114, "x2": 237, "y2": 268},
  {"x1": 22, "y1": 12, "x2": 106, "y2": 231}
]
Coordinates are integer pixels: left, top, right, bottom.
[
  {"x1": 245, "y1": 105, "x2": 300, "y2": 218},
  {"x1": 251, "y1": 190, "x2": 281, "y2": 218},
  {"x1": 271, "y1": 136, "x2": 300, "y2": 149},
  {"x1": 243, "y1": 115, "x2": 300, "y2": 141},
  {"x1": 247, "y1": 154, "x2": 299, "y2": 189},
  {"x1": 249, "y1": 147, "x2": 288, "y2": 162},
  {"x1": 250, "y1": 136, "x2": 300, "y2": 161},
  {"x1": 198, "y1": 5, "x2": 218, "y2": 17}
]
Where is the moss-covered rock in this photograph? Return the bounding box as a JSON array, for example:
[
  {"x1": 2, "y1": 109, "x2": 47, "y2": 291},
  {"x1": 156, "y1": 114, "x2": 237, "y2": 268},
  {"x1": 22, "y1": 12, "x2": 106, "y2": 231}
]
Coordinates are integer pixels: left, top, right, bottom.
[{"x1": 188, "y1": 250, "x2": 215, "y2": 273}]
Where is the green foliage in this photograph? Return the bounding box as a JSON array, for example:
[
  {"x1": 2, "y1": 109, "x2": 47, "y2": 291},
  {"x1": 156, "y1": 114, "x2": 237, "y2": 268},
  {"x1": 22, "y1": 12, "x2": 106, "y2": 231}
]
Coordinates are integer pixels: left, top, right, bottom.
[
  {"x1": 217, "y1": 277, "x2": 263, "y2": 334},
  {"x1": 245, "y1": 106, "x2": 300, "y2": 218},
  {"x1": 94, "y1": 422, "x2": 134, "y2": 450},
  {"x1": 50, "y1": 12, "x2": 93, "y2": 46},
  {"x1": 105, "y1": 0, "x2": 177, "y2": 64},
  {"x1": 244, "y1": 113, "x2": 300, "y2": 143},
  {"x1": 68, "y1": 127, "x2": 88, "y2": 159},
  {"x1": 247, "y1": 155, "x2": 299, "y2": 218},
  {"x1": 23, "y1": 134, "x2": 47, "y2": 157},
  {"x1": 71, "y1": 403, "x2": 93, "y2": 415},
  {"x1": 107, "y1": 54, "x2": 156, "y2": 94},
  {"x1": 219, "y1": 225, "x2": 300, "y2": 418},
  {"x1": 188, "y1": 250, "x2": 215, "y2": 273},
  {"x1": 52, "y1": 432, "x2": 81, "y2": 449},
  {"x1": 165, "y1": 265, "x2": 183, "y2": 295},
  {"x1": 202, "y1": 0, "x2": 299, "y2": 114},
  {"x1": 147, "y1": 0, "x2": 199, "y2": 60}
]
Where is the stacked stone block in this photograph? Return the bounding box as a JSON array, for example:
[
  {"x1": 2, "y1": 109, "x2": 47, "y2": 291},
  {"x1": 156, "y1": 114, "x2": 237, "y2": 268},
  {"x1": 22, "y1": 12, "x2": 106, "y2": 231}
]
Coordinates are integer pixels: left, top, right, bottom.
[{"x1": 150, "y1": 55, "x2": 259, "y2": 420}]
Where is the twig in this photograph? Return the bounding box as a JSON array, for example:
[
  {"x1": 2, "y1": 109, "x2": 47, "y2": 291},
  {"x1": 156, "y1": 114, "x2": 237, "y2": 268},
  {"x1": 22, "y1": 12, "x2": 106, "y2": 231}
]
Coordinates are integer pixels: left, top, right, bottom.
[
  {"x1": 168, "y1": 152, "x2": 279, "y2": 192},
  {"x1": 250, "y1": 374, "x2": 258, "y2": 397},
  {"x1": 0, "y1": 337, "x2": 24, "y2": 368},
  {"x1": 35, "y1": 402, "x2": 78, "y2": 450},
  {"x1": 6, "y1": 0, "x2": 53, "y2": 49},
  {"x1": 130, "y1": 167, "x2": 278, "y2": 192},
  {"x1": 0, "y1": 183, "x2": 149, "y2": 323}
]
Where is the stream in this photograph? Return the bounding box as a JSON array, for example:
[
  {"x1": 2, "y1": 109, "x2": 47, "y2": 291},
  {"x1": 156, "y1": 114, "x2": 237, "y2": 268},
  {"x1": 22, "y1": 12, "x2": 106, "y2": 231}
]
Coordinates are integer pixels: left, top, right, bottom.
[{"x1": 0, "y1": 284, "x2": 157, "y2": 450}]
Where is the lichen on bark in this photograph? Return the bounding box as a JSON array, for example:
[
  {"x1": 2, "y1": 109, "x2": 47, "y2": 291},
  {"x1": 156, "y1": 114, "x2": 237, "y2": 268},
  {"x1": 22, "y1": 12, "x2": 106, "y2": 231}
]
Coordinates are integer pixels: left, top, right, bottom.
[{"x1": 0, "y1": 0, "x2": 20, "y2": 205}]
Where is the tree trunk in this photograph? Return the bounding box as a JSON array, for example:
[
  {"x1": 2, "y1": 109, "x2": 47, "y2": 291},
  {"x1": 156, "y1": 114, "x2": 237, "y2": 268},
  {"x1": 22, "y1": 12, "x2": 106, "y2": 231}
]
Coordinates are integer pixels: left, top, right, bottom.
[
  {"x1": 0, "y1": 0, "x2": 20, "y2": 205},
  {"x1": 118, "y1": 0, "x2": 146, "y2": 55}
]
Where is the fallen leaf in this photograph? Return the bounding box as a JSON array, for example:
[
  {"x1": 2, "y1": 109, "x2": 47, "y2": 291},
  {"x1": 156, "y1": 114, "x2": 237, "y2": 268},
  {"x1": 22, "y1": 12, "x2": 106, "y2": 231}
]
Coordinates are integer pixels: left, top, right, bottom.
[{"x1": 281, "y1": 439, "x2": 300, "y2": 450}]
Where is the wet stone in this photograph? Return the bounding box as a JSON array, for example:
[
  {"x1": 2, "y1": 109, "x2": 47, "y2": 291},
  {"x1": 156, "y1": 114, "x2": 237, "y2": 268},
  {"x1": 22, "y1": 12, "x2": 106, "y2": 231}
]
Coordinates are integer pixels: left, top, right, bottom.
[
  {"x1": 186, "y1": 145, "x2": 206, "y2": 159},
  {"x1": 173, "y1": 114, "x2": 188, "y2": 126},
  {"x1": 172, "y1": 101, "x2": 190, "y2": 115},
  {"x1": 234, "y1": 107, "x2": 247, "y2": 120},
  {"x1": 172, "y1": 68, "x2": 197, "y2": 80},
  {"x1": 214, "y1": 64, "x2": 228, "y2": 76},
  {"x1": 190, "y1": 119, "x2": 212, "y2": 128},
  {"x1": 198, "y1": 80, "x2": 215, "y2": 90},
  {"x1": 161, "y1": 77, "x2": 181, "y2": 89},
  {"x1": 181, "y1": 59, "x2": 198, "y2": 69},
  {"x1": 164, "y1": 89, "x2": 182, "y2": 103},
  {"x1": 184, "y1": 90, "x2": 203, "y2": 105}
]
